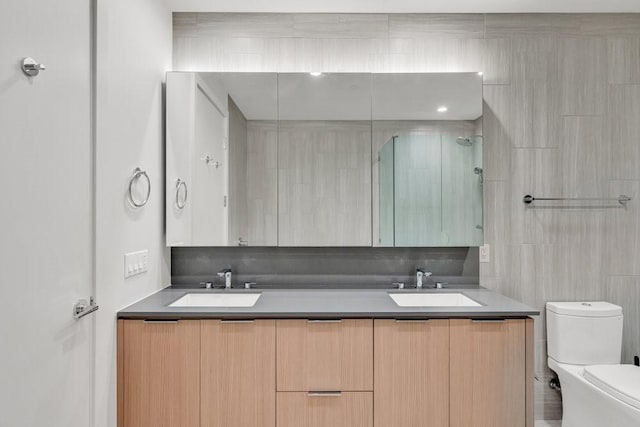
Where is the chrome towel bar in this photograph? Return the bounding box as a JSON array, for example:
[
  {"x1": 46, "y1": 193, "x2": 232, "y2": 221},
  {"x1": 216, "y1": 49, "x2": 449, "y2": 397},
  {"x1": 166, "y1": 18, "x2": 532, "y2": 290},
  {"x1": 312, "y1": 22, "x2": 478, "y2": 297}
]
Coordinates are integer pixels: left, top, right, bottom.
[{"x1": 523, "y1": 194, "x2": 631, "y2": 206}]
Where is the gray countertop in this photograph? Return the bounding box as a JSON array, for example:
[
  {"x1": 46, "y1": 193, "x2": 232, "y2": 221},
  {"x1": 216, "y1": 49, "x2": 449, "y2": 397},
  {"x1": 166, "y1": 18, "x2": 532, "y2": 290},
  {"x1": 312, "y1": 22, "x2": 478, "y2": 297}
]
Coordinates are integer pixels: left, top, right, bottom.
[{"x1": 118, "y1": 285, "x2": 539, "y2": 319}]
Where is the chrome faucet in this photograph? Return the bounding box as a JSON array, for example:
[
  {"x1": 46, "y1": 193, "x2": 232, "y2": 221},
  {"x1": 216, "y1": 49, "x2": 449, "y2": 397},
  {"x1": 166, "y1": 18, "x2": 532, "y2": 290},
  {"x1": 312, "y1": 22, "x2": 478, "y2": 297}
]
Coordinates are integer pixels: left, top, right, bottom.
[
  {"x1": 416, "y1": 268, "x2": 432, "y2": 289},
  {"x1": 217, "y1": 268, "x2": 233, "y2": 289}
]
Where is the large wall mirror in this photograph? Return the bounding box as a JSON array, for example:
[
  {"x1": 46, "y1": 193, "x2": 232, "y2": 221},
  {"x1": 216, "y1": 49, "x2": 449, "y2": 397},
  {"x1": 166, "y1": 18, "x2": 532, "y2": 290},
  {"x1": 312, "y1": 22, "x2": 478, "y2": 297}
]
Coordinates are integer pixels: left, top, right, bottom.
[{"x1": 166, "y1": 72, "x2": 483, "y2": 247}]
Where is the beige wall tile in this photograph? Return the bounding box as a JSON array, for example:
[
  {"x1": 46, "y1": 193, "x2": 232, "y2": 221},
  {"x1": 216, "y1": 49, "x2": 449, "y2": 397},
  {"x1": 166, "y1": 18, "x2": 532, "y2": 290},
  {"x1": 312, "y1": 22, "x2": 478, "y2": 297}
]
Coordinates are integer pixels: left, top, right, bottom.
[
  {"x1": 559, "y1": 116, "x2": 609, "y2": 197},
  {"x1": 518, "y1": 244, "x2": 542, "y2": 310},
  {"x1": 482, "y1": 39, "x2": 511, "y2": 84},
  {"x1": 608, "y1": 180, "x2": 640, "y2": 275},
  {"x1": 173, "y1": 12, "x2": 198, "y2": 37},
  {"x1": 483, "y1": 180, "x2": 511, "y2": 244},
  {"x1": 483, "y1": 85, "x2": 512, "y2": 180},
  {"x1": 606, "y1": 276, "x2": 640, "y2": 364},
  {"x1": 578, "y1": 13, "x2": 640, "y2": 37},
  {"x1": 293, "y1": 14, "x2": 389, "y2": 38},
  {"x1": 608, "y1": 85, "x2": 640, "y2": 179},
  {"x1": 608, "y1": 38, "x2": 640, "y2": 84},
  {"x1": 511, "y1": 39, "x2": 560, "y2": 148},
  {"x1": 485, "y1": 14, "x2": 581, "y2": 38},
  {"x1": 558, "y1": 38, "x2": 607, "y2": 115},
  {"x1": 388, "y1": 14, "x2": 484, "y2": 39},
  {"x1": 194, "y1": 13, "x2": 294, "y2": 38}
]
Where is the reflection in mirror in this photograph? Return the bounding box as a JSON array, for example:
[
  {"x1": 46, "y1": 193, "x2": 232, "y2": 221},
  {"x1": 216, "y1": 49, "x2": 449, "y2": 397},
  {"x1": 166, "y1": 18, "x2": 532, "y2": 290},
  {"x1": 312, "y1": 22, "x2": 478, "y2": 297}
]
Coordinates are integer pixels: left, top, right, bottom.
[
  {"x1": 166, "y1": 72, "x2": 278, "y2": 246},
  {"x1": 373, "y1": 73, "x2": 483, "y2": 247},
  {"x1": 166, "y1": 72, "x2": 483, "y2": 248},
  {"x1": 277, "y1": 73, "x2": 372, "y2": 246}
]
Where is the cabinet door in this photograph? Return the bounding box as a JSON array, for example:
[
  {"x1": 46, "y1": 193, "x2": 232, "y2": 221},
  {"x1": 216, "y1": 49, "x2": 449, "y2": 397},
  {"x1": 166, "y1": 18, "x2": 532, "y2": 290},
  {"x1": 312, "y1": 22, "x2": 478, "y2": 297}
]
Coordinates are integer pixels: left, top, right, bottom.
[
  {"x1": 450, "y1": 319, "x2": 526, "y2": 427},
  {"x1": 276, "y1": 119, "x2": 373, "y2": 247},
  {"x1": 374, "y1": 319, "x2": 450, "y2": 427},
  {"x1": 277, "y1": 319, "x2": 373, "y2": 391},
  {"x1": 121, "y1": 320, "x2": 200, "y2": 427},
  {"x1": 277, "y1": 392, "x2": 373, "y2": 427},
  {"x1": 201, "y1": 320, "x2": 276, "y2": 427}
]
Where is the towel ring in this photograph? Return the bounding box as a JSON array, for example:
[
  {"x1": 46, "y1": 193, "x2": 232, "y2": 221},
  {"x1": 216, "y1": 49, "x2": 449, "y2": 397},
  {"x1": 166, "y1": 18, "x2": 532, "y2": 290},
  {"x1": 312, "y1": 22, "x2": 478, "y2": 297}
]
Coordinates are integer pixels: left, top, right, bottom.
[
  {"x1": 175, "y1": 179, "x2": 188, "y2": 210},
  {"x1": 128, "y1": 168, "x2": 151, "y2": 208}
]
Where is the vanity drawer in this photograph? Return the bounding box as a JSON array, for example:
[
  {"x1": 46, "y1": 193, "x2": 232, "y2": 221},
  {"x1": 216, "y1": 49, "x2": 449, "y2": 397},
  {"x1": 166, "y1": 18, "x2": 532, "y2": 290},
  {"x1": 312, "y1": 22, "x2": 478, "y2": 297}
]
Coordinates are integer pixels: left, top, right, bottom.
[
  {"x1": 277, "y1": 392, "x2": 373, "y2": 427},
  {"x1": 276, "y1": 319, "x2": 373, "y2": 391}
]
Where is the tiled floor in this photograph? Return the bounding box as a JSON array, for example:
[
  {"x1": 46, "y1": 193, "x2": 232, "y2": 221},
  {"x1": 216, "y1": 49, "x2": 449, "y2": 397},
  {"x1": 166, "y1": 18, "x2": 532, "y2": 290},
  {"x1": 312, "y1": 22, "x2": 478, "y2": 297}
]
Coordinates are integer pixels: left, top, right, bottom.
[{"x1": 535, "y1": 421, "x2": 562, "y2": 427}]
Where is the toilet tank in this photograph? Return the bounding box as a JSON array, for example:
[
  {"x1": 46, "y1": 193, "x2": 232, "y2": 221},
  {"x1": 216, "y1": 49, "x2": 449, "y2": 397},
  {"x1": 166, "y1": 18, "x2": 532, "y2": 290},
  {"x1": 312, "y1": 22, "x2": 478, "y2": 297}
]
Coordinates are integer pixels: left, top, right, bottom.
[{"x1": 547, "y1": 301, "x2": 623, "y2": 365}]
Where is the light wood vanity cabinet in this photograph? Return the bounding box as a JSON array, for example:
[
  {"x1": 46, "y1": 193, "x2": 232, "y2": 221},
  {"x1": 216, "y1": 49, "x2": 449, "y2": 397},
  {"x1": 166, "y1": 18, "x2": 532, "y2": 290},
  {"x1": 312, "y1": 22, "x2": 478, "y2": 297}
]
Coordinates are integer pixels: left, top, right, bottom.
[
  {"x1": 374, "y1": 318, "x2": 531, "y2": 427},
  {"x1": 119, "y1": 320, "x2": 201, "y2": 427},
  {"x1": 277, "y1": 392, "x2": 373, "y2": 427},
  {"x1": 374, "y1": 319, "x2": 450, "y2": 427},
  {"x1": 119, "y1": 317, "x2": 531, "y2": 427},
  {"x1": 276, "y1": 319, "x2": 374, "y2": 427},
  {"x1": 276, "y1": 319, "x2": 373, "y2": 392},
  {"x1": 449, "y1": 319, "x2": 527, "y2": 427},
  {"x1": 200, "y1": 320, "x2": 276, "y2": 427}
]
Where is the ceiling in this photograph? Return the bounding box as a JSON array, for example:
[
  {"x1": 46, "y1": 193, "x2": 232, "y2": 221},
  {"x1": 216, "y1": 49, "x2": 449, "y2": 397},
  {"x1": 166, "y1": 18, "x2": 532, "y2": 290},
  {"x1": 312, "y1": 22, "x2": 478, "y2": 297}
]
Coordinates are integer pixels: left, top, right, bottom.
[
  {"x1": 198, "y1": 72, "x2": 482, "y2": 121},
  {"x1": 165, "y1": 0, "x2": 640, "y2": 13}
]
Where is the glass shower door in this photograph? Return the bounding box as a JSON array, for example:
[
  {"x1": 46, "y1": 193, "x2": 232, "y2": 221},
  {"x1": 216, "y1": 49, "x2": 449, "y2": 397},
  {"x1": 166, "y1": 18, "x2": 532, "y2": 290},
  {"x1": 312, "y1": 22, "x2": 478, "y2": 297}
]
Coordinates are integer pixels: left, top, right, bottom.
[
  {"x1": 392, "y1": 133, "x2": 443, "y2": 246},
  {"x1": 377, "y1": 133, "x2": 484, "y2": 247},
  {"x1": 378, "y1": 137, "x2": 395, "y2": 246},
  {"x1": 441, "y1": 135, "x2": 484, "y2": 246}
]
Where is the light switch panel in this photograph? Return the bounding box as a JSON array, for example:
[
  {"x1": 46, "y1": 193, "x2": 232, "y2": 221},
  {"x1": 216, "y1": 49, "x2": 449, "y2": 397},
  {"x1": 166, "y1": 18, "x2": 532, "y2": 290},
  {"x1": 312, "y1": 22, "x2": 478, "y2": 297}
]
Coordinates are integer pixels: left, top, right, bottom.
[
  {"x1": 125, "y1": 250, "x2": 149, "y2": 279},
  {"x1": 479, "y1": 244, "x2": 490, "y2": 263}
]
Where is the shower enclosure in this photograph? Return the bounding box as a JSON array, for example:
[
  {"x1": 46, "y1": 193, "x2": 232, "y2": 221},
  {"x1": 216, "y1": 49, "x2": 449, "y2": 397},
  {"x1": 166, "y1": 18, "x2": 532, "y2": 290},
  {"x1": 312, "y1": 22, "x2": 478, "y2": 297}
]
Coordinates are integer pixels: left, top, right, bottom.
[{"x1": 379, "y1": 133, "x2": 483, "y2": 247}]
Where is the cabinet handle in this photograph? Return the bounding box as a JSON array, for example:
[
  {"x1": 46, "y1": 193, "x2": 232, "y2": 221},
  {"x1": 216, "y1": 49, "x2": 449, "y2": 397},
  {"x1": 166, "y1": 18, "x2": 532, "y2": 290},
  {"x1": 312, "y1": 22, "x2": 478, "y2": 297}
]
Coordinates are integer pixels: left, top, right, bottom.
[
  {"x1": 143, "y1": 319, "x2": 179, "y2": 324},
  {"x1": 220, "y1": 319, "x2": 255, "y2": 324},
  {"x1": 307, "y1": 319, "x2": 342, "y2": 323},
  {"x1": 307, "y1": 391, "x2": 342, "y2": 397},
  {"x1": 471, "y1": 319, "x2": 506, "y2": 323},
  {"x1": 395, "y1": 319, "x2": 431, "y2": 323}
]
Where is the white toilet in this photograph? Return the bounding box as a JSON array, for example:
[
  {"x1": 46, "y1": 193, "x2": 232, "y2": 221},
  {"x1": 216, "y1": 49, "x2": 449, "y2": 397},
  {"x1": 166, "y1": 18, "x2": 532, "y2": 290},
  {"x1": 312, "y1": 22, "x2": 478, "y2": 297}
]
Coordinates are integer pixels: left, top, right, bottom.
[{"x1": 546, "y1": 301, "x2": 640, "y2": 427}]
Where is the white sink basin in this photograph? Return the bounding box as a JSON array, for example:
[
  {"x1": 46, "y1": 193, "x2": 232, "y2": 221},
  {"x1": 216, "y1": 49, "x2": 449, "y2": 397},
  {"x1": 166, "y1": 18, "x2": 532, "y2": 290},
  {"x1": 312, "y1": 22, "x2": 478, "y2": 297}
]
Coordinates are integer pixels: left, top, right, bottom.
[
  {"x1": 389, "y1": 293, "x2": 481, "y2": 307},
  {"x1": 169, "y1": 293, "x2": 261, "y2": 308}
]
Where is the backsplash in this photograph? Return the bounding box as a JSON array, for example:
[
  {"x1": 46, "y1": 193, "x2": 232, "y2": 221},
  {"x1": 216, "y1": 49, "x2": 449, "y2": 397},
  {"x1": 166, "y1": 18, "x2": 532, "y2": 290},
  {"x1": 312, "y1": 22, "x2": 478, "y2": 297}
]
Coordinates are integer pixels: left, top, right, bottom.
[{"x1": 171, "y1": 247, "x2": 479, "y2": 287}]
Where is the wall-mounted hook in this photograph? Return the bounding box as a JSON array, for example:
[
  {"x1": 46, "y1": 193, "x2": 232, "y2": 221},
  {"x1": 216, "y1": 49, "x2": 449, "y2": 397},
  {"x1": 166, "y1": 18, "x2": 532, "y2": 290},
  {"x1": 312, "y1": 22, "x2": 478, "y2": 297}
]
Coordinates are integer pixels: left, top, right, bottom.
[
  {"x1": 201, "y1": 155, "x2": 222, "y2": 168},
  {"x1": 22, "y1": 57, "x2": 46, "y2": 77}
]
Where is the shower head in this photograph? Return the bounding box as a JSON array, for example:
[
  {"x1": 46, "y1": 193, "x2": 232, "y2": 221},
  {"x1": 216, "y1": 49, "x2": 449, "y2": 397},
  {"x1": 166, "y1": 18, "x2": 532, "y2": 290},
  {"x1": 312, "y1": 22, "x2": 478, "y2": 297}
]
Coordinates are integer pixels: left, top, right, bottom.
[
  {"x1": 456, "y1": 135, "x2": 483, "y2": 146},
  {"x1": 456, "y1": 137, "x2": 473, "y2": 146}
]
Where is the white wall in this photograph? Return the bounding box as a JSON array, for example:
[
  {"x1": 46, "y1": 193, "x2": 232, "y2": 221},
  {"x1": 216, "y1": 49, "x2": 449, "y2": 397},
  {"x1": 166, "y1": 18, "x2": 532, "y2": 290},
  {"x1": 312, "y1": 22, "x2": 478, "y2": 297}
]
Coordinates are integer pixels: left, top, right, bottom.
[{"x1": 94, "y1": 0, "x2": 172, "y2": 425}]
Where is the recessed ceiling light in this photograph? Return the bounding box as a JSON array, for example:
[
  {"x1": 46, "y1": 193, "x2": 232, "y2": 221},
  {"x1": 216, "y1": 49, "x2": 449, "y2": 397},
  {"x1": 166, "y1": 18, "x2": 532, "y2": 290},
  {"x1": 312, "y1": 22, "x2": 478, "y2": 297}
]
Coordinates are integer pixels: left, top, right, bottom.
[
  {"x1": 309, "y1": 72, "x2": 322, "y2": 77},
  {"x1": 437, "y1": 106, "x2": 448, "y2": 113},
  {"x1": 477, "y1": 72, "x2": 483, "y2": 76}
]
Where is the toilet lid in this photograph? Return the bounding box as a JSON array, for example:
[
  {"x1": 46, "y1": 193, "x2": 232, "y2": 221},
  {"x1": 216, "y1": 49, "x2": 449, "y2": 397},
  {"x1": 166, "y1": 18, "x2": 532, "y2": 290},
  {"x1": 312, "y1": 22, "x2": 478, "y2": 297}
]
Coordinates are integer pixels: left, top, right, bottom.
[{"x1": 583, "y1": 365, "x2": 640, "y2": 410}]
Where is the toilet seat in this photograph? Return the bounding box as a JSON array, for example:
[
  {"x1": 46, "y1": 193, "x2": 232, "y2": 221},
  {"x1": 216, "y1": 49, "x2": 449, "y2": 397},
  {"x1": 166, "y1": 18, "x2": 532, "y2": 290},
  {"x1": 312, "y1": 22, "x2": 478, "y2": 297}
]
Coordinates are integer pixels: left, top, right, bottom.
[{"x1": 583, "y1": 365, "x2": 640, "y2": 411}]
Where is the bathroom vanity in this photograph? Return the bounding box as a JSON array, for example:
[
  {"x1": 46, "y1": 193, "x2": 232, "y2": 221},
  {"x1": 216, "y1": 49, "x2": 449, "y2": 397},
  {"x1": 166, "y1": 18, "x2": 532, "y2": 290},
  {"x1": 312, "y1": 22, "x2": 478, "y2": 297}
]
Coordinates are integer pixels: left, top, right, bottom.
[
  {"x1": 117, "y1": 287, "x2": 537, "y2": 427},
  {"x1": 146, "y1": 69, "x2": 535, "y2": 427}
]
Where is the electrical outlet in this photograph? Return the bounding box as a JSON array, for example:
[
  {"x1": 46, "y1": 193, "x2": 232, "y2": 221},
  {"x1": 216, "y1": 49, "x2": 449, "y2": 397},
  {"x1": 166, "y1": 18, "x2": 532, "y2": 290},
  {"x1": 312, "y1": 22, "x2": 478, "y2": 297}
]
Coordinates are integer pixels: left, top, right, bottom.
[
  {"x1": 125, "y1": 250, "x2": 149, "y2": 279},
  {"x1": 479, "y1": 244, "x2": 490, "y2": 263}
]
